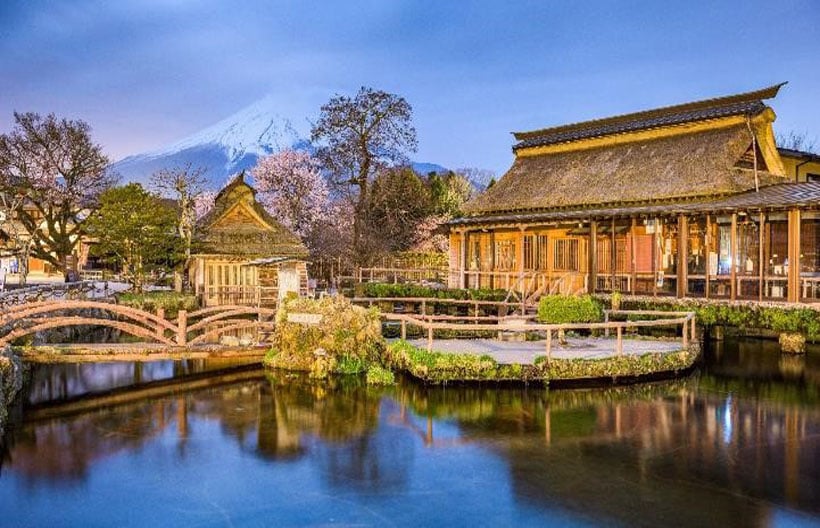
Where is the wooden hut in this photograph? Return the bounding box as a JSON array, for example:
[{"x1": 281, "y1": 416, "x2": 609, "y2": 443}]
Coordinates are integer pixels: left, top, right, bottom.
[
  {"x1": 189, "y1": 172, "x2": 309, "y2": 306},
  {"x1": 449, "y1": 83, "x2": 820, "y2": 304}
]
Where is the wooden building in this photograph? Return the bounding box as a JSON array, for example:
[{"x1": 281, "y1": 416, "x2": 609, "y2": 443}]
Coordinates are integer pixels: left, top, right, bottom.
[
  {"x1": 449, "y1": 84, "x2": 820, "y2": 304},
  {"x1": 189, "y1": 172, "x2": 309, "y2": 306}
]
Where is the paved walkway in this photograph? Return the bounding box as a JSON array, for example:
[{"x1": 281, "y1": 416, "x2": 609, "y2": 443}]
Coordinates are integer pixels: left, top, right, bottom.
[{"x1": 406, "y1": 337, "x2": 684, "y2": 365}]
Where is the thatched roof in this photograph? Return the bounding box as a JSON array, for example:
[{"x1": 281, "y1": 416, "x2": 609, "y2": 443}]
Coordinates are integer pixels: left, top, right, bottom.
[
  {"x1": 465, "y1": 85, "x2": 789, "y2": 216},
  {"x1": 195, "y1": 172, "x2": 308, "y2": 258}
]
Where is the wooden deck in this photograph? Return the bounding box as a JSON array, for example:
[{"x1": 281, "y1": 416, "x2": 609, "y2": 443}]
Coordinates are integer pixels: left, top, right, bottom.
[{"x1": 404, "y1": 336, "x2": 685, "y2": 365}]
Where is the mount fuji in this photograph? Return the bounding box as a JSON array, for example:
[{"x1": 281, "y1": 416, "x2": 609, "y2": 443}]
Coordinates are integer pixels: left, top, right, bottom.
[
  {"x1": 110, "y1": 95, "x2": 488, "y2": 191},
  {"x1": 110, "y1": 95, "x2": 309, "y2": 188}
]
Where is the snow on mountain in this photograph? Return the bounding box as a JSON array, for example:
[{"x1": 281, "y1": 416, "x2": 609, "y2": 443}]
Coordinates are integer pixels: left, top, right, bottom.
[
  {"x1": 111, "y1": 95, "x2": 494, "y2": 193},
  {"x1": 110, "y1": 95, "x2": 306, "y2": 189}
]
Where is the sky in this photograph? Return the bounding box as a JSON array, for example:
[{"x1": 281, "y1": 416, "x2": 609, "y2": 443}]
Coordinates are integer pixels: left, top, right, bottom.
[{"x1": 1, "y1": 0, "x2": 819, "y2": 175}]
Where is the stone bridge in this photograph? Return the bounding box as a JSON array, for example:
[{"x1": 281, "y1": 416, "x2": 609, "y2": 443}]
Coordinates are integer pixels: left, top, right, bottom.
[{"x1": 0, "y1": 300, "x2": 277, "y2": 348}]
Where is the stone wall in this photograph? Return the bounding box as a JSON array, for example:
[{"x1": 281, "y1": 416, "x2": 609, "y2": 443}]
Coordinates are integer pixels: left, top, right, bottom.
[{"x1": 0, "y1": 345, "x2": 23, "y2": 441}]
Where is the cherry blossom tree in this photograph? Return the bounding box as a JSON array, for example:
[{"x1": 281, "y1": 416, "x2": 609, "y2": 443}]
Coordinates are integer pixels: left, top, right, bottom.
[
  {"x1": 252, "y1": 149, "x2": 330, "y2": 239},
  {"x1": 0, "y1": 112, "x2": 112, "y2": 280}
]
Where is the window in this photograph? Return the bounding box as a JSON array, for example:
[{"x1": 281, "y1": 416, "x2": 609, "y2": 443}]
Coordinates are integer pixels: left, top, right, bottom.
[
  {"x1": 494, "y1": 239, "x2": 516, "y2": 271},
  {"x1": 553, "y1": 238, "x2": 579, "y2": 271}
]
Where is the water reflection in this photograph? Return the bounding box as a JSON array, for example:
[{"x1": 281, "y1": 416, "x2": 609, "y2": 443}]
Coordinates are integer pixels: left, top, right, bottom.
[{"x1": 0, "y1": 341, "x2": 818, "y2": 527}]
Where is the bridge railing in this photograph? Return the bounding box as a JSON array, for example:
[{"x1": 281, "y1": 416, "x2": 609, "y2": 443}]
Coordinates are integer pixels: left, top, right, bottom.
[{"x1": 0, "y1": 300, "x2": 278, "y2": 348}]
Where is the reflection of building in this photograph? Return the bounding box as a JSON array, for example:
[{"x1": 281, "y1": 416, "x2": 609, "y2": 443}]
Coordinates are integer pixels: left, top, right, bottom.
[
  {"x1": 449, "y1": 84, "x2": 820, "y2": 303},
  {"x1": 189, "y1": 172, "x2": 309, "y2": 306}
]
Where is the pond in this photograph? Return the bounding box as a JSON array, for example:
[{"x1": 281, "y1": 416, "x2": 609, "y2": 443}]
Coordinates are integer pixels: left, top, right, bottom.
[{"x1": 1, "y1": 339, "x2": 818, "y2": 527}]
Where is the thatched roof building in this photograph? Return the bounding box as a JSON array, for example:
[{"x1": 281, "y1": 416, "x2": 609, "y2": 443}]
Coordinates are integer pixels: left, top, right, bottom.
[
  {"x1": 190, "y1": 172, "x2": 309, "y2": 307},
  {"x1": 448, "y1": 84, "x2": 820, "y2": 305}
]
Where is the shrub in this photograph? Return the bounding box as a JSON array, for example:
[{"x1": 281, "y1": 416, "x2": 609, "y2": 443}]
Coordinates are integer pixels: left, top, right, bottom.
[
  {"x1": 116, "y1": 291, "x2": 198, "y2": 318},
  {"x1": 361, "y1": 282, "x2": 508, "y2": 302},
  {"x1": 265, "y1": 295, "x2": 386, "y2": 377},
  {"x1": 537, "y1": 295, "x2": 603, "y2": 324},
  {"x1": 366, "y1": 364, "x2": 395, "y2": 385}
]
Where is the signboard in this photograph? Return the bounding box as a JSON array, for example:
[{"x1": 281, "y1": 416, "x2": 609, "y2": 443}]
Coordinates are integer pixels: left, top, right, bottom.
[{"x1": 287, "y1": 313, "x2": 323, "y2": 325}]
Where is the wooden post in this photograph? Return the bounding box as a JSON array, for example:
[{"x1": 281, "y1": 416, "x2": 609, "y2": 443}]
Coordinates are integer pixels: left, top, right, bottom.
[
  {"x1": 677, "y1": 215, "x2": 688, "y2": 298},
  {"x1": 421, "y1": 299, "x2": 427, "y2": 316},
  {"x1": 177, "y1": 310, "x2": 187, "y2": 346},
  {"x1": 759, "y1": 212, "x2": 765, "y2": 302},
  {"x1": 588, "y1": 220, "x2": 597, "y2": 294},
  {"x1": 545, "y1": 329, "x2": 552, "y2": 363},
  {"x1": 156, "y1": 307, "x2": 165, "y2": 340},
  {"x1": 787, "y1": 208, "x2": 801, "y2": 303},
  {"x1": 461, "y1": 230, "x2": 469, "y2": 289},
  {"x1": 611, "y1": 217, "x2": 617, "y2": 290},
  {"x1": 682, "y1": 320, "x2": 689, "y2": 348},
  {"x1": 604, "y1": 311, "x2": 610, "y2": 337},
  {"x1": 705, "y1": 215, "x2": 711, "y2": 299},
  {"x1": 630, "y1": 217, "x2": 637, "y2": 295},
  {"x1": 691, "y1": 316, "x2": 697, "y2": 343},
  {"x1": 427, "y1": 324, "x2": 433, "y2": 353},
  {"x1": 401, "y1": 319, "x2": 407, "y2": 340},
  {"x1": 616, "y1": 326, "x2": 623, "y2": 356},
  {"x1": 730, "y1": 213, "x2": 737, "y2": 301}
]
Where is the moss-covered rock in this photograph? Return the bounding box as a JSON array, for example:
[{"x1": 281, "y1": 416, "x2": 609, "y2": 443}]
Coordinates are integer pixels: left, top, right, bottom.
[{"x1": 265, "y1": 296, "x2": 386, "y2": 380}]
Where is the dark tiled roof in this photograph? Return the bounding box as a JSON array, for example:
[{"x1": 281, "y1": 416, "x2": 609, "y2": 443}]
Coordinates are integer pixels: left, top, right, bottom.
[
  {"x1": 451, "y1": 182, "x2": 820, "y2": 227},
  {"x1": 513, "y1": 83, "x2": 785, "y2": 151},
  {"x1": 778, "y1": 147, "x2": 820, "y2": 162}
]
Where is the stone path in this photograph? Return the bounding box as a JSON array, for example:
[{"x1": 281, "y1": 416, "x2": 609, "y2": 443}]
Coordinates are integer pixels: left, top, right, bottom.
[{"x1": 406, "y1": 337, "x2": 684, "y2": 365}]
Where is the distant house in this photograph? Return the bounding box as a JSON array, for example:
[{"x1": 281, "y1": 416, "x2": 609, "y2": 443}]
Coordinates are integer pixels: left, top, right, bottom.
[
  {"x1": 449, "y1": 83, "x2": 820, "y2": 304},
  {"x1": 189, "y1": 172, "x2": 309, "y2": 306}
]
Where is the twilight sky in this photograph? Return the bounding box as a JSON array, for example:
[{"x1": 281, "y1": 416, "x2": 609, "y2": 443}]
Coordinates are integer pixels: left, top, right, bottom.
[{"x1": 1, "y1": 0, "x2": 818, "y2": 175}]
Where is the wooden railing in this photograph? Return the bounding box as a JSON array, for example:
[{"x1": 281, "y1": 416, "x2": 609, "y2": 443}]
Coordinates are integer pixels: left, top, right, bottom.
[
  {"x1": 351, "y1": 296, "x2": 534, "y2": 318},
  {"x1": 381, "y1": 309, "x2": 697, "y2": 360},
  {"x1": 356, "y1": 267, "x2": 449, "y2": 284}
]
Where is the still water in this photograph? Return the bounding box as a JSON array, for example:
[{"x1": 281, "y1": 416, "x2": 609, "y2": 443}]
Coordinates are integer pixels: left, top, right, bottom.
[{"x1": 1, "y1": 340, "x2": 818, "y2": 527}]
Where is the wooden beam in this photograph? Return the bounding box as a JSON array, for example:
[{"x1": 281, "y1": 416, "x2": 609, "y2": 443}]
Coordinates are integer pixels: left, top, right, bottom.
[
  {"x1": 588, "y1": 220, "x2": 597, "y2": 294},
  {"x1": 705, "y1": 215, "x2": 711, "y2": 299},
  {"x1": 759, "y1": 212, "x2": 765, "y2": 302},
  {"x1": 730, "y1": 213, "x2": 737, "y2": 301},
  {"x1": 788, "y1": 208, "x2": 801, "y2": 303},
  {"x1": 677, "y1": 215, "x2": 688, "y2": 298},
  {"x1": 630, "y1": 217, "x2": 637, "y2": 295}
]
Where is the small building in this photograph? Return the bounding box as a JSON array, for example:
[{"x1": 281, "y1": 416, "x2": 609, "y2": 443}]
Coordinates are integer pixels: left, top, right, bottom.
[
  {"x1": 449, "y1": 83, "x2": 820, "y2": 304},
  {"x1": 189, "y1": 172, "x2": 309, "y2": 306}
]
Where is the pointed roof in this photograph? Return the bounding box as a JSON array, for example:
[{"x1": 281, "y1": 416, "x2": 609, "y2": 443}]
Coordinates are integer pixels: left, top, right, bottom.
[{"x1": 195, "y1": 171, "x2": 308, "y2": 258}]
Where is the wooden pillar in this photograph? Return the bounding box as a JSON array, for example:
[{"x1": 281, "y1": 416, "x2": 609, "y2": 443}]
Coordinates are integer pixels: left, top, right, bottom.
[
  {"x1": 630, "y1": 217, "x2": 637, "y2": 295},
  {"x1": 730, "y1": 213, "x2": 737, "y2": 301},
  {"x1": 156, "y1": 307, "x2": 165, "y2": 340},
  {"x1": 677, "y1": 215, "x2": 688, "y2": 298},
  {"x1": 759, "y1": 212, "x2": 765, "y2": 302},
  {"x1": 705, "y1": 215, "x2": 711, "y2": 299},
  {"x1": 588, "y1": 220, "x2": 597, "y2": 294},
  {"x1": 517, "y1": 225, "x2": 526, "y2": 292},
  {"x1": 489, "y1": 232, "x2": 496, "y2": 290},
  {"x1": 177, "y1": 310, "x2": 187, "y2": 346},
  {"x1": 787, "y1": 208, "x2": 801, "y2": 303},
  {"x1": 460, "y1": 230, "x2": 469, "y2": 289},
  {"x1": 611, "y1": 217, "x2": 617, "y2": 289},
  {"x1": 652, "y1": 218, "x2": 658, "y2": 297}
]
